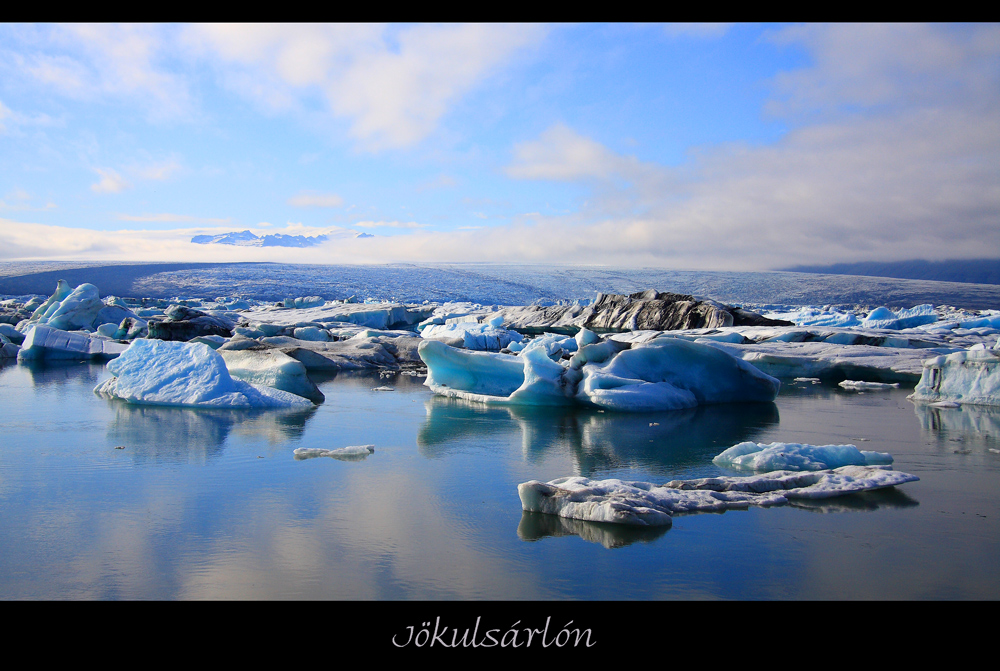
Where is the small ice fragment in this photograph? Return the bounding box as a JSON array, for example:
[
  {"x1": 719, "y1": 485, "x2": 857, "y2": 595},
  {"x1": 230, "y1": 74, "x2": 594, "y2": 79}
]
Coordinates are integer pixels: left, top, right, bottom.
[
  {"x1": 794, "y1": 377, "x2": 821, "y2": 383},
  {"x1": 838, "y1": 380, "x2": 900, "y2": 390},
  {"x1": 293, "y1": 445, "x2": 375, "y2": 461},
  {"x1": 372, "y1": 386, "x2": 394, "y2": 391}
]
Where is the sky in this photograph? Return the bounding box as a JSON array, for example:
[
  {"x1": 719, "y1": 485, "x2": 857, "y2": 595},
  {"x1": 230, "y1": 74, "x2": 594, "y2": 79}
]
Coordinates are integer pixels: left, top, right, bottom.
[{"x1": 1, "y1": 23, "x2": 998, "y2": 270}]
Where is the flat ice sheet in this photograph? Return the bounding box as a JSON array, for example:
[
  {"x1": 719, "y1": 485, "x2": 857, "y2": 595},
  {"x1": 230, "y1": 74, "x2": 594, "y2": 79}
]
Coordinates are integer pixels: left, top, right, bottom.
[{"x1": 519, "y1": 466, "x2": 919, "y2": 527}]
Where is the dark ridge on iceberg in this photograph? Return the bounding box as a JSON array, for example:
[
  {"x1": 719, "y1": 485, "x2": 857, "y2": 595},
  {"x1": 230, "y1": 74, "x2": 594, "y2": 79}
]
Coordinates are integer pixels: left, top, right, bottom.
[{"x1": 781, "y1": 259, "x2": 1000, "y2": 286}]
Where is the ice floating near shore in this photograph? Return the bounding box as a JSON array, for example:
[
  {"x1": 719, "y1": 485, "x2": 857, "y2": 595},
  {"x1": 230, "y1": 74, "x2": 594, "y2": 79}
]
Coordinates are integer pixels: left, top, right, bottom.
[
  {"x1": 293, "y1": 445, "x2": 375, "y2": 460},
  {"x1": 712, "y1": 441, "x2": 893, "y2": 472},
  {"x1": 94, "y1": 339, "x2": 313, "y2": 408},
  {"x1": 518, "y1": 466, "x2": 918, "y2": 527},
  {"x1": 909, "y1": 348, "x2": 1000, "y2": 407}
]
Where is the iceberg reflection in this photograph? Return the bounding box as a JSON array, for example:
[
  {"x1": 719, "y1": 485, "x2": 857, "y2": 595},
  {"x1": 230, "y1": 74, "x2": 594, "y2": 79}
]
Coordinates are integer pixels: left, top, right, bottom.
[
  {"x1": 419, "y1": 395, "x2": 779, "y2": 476},
  {"x1": 518, "y1": 511, "x2": 669, "y2": 549},
  {"x1": 105, "y1": 401, "x2": 317, "y2": 463}
]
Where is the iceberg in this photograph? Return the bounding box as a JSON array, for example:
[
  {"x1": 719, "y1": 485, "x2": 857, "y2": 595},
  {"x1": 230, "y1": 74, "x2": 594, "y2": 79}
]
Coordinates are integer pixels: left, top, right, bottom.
[
  {"x1": 217, "y1": 339, "x2": 325, "y2": 403},
  {"x1": 94, "y1": 339, "x2": 313, "y2": 408},
  {"x1": 712, "y1": 441, "x2": 893, "y2": 472},
  {"x1": 909, "y1": 348, "x2": 1000, "y2": 406},
  {"x1": 17, "y1": 324, "x2": 128, "y2": 362},
  {"x1": 419, "y1": 333, "x2": 780, "y2": 411},
  {"x1": 518, "y1": 466, "x2": 919, "y2": 527}
]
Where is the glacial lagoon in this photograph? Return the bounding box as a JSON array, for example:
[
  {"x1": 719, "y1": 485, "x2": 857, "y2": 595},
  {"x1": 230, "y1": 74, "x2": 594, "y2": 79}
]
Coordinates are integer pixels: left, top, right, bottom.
[
  {"x1": 2, "y1": 263, "x2": 999, "y2": 600},
  {"x1": 2, "y1": 359, "x2": 998, "y2": 600}
]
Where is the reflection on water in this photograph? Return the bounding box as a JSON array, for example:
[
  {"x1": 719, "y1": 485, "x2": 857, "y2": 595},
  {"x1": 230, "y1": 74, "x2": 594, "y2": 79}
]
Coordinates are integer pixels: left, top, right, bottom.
[
  {"x1": 788, "y1": 487, "x2": 920, "y2": 514},
  {"x1": 419, "y1": 396, "x2": 780, "y2": 477},
  {"x1": 913, "y1": 401, "x2": 1000, "y2": 446},
  {"x1": 517, "y1": 511, "x2": 669, "y2": 549},
  {"x1": 104, "y1": 402, "x2": 317, "y2": 464},
  {"x1": 13, "y1": 359, "x2": 106, "y2": 387}
]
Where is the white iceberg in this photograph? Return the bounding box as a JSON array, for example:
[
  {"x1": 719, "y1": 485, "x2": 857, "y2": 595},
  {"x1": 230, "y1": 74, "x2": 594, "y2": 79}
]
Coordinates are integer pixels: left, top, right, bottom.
[
  {"x1": 712, "y1": 441, "x2": 893, "y2": 472},
  {"x1": 908, "y1": 348, "x2": 1000, "y2": 406},
  {"x1": 94, "y1": 339, "x2": 313, "y2": 408},
  {"x1": 519, "y1": 466, "x2": 918, "y2": 527}
]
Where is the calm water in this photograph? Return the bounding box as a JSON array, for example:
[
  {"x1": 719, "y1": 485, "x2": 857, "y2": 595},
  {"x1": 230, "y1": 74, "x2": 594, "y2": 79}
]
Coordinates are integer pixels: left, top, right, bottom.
[{"x1": 2, "y1": 359, "x2": 998, "y2": 600}]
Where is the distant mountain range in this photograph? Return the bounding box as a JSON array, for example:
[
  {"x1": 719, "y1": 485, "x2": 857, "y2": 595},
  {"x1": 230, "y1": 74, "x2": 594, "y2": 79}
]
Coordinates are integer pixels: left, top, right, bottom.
[
  {"x1": 782, "y1": 259, "x2": 1000, "y2": 286},
  {"x1": 191, "y1": 230, "x2": 373, "y2": 248}
]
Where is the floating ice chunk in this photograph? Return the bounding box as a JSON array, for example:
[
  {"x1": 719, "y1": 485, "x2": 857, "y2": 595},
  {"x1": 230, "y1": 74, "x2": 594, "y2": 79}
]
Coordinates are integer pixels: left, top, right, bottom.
[
  {"x1": 94, "y1": 339, "x2": 312, "y2": 408},
  {"x1": 17, "y1": 325, "x2": 128, "y2": 362},
  {"x1": 576, "y1": 337, "x2": 780, "y2": 411},
  {"x1": 712, "y1": 441, "x2": 893, "y2": 472},
  {"x1": 420, "y1": 334, "x2": 779, "y2": 411},
  {"x1": 217, "y1": 344, "x2": 324, "y2": 403},
  {"x1": 293, "y1": 445, "x2": 374, "y2": 460},
  {"x1": 519, "y1": 466, "x2": 917, "y2": 526},
  {"x1": 838, "y1": 380, "x2": 901, "y2": 390},
  {"x1": 909, "y1": 348, "x2": 1000, "y2": 406}
]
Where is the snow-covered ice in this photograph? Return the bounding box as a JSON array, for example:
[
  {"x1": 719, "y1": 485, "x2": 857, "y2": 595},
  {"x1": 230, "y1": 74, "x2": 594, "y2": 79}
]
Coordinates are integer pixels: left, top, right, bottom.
[{"x1": 518, "y1": 466, "x2": 918, "y2": 527}]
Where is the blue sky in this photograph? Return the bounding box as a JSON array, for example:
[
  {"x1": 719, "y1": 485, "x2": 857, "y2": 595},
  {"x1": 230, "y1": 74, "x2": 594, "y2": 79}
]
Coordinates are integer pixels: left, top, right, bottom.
[{"x1": 1, "y1": 23, "x2": 998, "y2": 269}]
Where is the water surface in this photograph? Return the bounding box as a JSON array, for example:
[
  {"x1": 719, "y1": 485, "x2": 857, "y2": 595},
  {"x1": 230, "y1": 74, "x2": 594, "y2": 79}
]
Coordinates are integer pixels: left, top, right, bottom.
[{"x1": 2, "y1": 360, "x2": 997, "y2": 599}]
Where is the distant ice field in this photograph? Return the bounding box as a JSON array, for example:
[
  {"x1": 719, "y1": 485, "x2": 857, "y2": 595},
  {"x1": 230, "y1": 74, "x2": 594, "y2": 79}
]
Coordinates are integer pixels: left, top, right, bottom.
[{"x1": 2, "y1": 262, "x2": 999, "y2": 309}]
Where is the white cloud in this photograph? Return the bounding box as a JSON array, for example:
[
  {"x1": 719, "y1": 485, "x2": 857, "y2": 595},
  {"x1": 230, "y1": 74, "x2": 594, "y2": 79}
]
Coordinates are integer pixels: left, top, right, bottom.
[
  {"x1": 505, "y1": 123, "x2": 649, "y2": 182},
  {"x1": 187, "y1": 23, "x2": 546, "y2": 150},
  {"x1": 287, "y1": 192, "x2": 344, "y2": 208},
  {"x1": 353, "y1": 220, "x2": 426, "y2": 229},
  {"x1": 116, "y1": 213, "x2": 231, "y2": 224},
  {"x1": 21, "y1": 24, "x2": 193, "y2": 121},
  {"x1": 90, "y1": 168, "x2": 130, "y2": 194}
]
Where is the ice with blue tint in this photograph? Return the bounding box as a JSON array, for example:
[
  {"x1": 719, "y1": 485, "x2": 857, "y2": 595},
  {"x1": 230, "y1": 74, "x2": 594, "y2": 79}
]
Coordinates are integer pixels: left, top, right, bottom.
[
  {"x1": 712, "y1": 441, "x2": 894, "y2": 472},
  {"x1": 17, "y1": 324, "x2": 128, "y2": 362},
  {"x1": 862, "y1": 304, "x2": 938, "y2": 330},
  {"x1": 420, "y1": 314, "x2": 524, "y2": 351},
  {"x1": 94, "y1": 339, "x2": 313, "y2": 408},
  {"x1": 576, "y1": 336, "x2": 779, "y2": 411},
  {"x1": 519, "y1": 465, "x2": 918, "y2": 526},
  {"x1": 419, "y1": 333, "x2": 779, "y2": 411},
  {"x1": 764, "y1": 305, "x2": 862, "y2": 328},
  {"x1": 909, "y1": 348, "x2": 1000, "y2": 407}
]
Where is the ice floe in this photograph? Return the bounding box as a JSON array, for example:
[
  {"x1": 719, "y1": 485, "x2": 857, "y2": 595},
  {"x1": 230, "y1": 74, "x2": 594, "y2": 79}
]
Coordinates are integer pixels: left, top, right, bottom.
[
  {"x1": 94, "y1": 338, "x2": 313, "y2": 408},
  {"x1": 518, "y1": 466, "x2": 918, "y2": 527},
  {"x1": 712, "y1": 441, "x2": 893, "y2": 471},
  {"x1": 293, "y1": 445, "x2": 375, "y2": 460}
]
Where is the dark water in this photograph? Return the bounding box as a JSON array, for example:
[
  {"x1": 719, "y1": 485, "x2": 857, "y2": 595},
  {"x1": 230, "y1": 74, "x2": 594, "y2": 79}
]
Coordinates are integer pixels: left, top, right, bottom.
[{"x1": 2, "y1": 360, "x2": 997, "y2": 600}]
